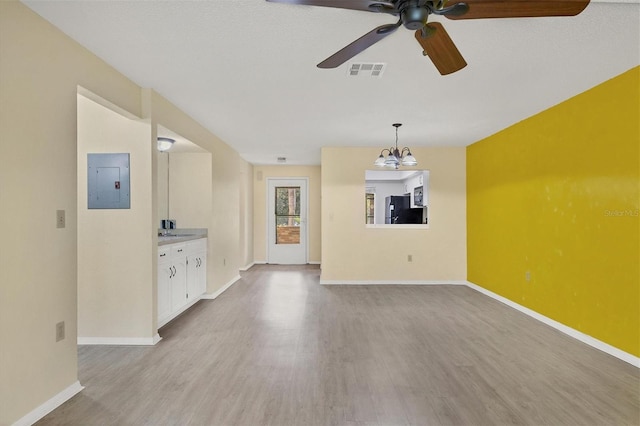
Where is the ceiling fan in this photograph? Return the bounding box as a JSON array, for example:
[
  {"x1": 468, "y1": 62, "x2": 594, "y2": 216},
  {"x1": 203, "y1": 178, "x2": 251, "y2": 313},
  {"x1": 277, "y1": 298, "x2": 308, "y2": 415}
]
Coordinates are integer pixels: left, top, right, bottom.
[{"x1": 265, "y1": 0, "x2": 591, "y2": 75}]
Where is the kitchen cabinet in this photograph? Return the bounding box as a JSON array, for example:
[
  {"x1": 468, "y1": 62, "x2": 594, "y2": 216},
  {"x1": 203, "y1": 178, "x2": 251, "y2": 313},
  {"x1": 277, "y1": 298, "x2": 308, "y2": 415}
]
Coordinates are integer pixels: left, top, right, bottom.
[
  {"x1": 157, "y1": 247, "x2": 172, "y2": 323},
  {"x1": 158, "y1": 238, "x2": 207, "y2": 328},
  {"x1": 186, "y1": 239, "x2": 207, "y2": 305},
  {"x1": 406, "y1": 171, "x2": 428, "y2": 208},
  {"x1": 170, "y1": 244, "x2": 188, "y2": 312}
]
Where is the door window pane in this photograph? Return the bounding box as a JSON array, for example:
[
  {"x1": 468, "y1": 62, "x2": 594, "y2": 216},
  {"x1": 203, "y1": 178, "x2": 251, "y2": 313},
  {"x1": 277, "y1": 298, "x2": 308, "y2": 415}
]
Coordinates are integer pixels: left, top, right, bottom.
[
  {"x1": 365, "y1": 193, "x2": 375, "y2": 224},
  {"x1": 275, "y1": 187, "x2": 300, "y2": 244}
]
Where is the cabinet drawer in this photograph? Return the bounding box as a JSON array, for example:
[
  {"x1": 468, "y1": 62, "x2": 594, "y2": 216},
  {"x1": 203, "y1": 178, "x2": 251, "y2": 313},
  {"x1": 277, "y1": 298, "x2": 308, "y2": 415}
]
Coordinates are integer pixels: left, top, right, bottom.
[
  {"x1": 171, "y1": 244, "x2": 187, "y2": 257},
  {"x1": 158, "y1": 247, "x2": 170, "y2": 262}
]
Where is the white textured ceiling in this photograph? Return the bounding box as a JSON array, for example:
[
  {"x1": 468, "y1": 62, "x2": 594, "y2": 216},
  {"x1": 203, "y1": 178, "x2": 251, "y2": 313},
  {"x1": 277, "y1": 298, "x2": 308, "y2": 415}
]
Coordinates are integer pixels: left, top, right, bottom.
[{"x1": 23, "y1": 0, "x2": 640, "y2": 165}]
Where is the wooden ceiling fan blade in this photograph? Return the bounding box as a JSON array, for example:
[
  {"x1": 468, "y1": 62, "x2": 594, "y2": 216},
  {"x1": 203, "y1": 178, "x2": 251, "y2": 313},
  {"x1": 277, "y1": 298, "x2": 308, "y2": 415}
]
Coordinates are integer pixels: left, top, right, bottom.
[
  {"x1": 445, "y1": 0, "x2": 590, "y2": 20},
  {"x1": 265, "y1": 0, "x2": 395, "y2": 13},
  {"x1": 318, "y1": 23, "x2": 400, "y2": 68},
  {"x1": 414, "y1": 23, "x2": 467, "y2": 75}
]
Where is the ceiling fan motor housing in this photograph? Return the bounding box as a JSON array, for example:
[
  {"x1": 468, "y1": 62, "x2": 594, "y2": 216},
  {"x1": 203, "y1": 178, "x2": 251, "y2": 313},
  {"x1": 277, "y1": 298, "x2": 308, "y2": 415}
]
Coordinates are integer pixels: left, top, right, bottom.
[{"x1": 400, "y1": 2, "x2": 430, "y2": 30}]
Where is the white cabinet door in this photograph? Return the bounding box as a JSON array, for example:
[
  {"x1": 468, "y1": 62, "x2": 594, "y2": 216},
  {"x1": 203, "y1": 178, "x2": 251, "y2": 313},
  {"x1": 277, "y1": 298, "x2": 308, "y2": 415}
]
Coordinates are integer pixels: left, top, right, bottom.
[
  {"x1": 196, "y1": 251, "x2": 207, "y2": 296},
  {"x1": 186, "y1": 254, "x2": 199, "y2": 303},
  {"x1": 158, "y1": 238, "x2": 208, "y2": 328},
  {"x1": 170, "y1": 253, "x2": 187, "y2": 312},
  {"x1": 158, "y1": 262, "x2": 172, "y2": 324},
  {"x1": 186, "y1": 238, "x2": 207, "y2": 301},
  {"x1": 187, "y1": 251, "x2": 207, "y2": 300}
]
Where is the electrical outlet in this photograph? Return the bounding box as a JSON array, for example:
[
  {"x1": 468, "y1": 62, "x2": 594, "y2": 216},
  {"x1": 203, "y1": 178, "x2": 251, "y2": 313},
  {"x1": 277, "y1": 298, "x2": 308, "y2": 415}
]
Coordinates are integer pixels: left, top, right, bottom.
[
  {"x1": 56, "y1": 321, "x2": 65, "y2": 342},
  {"x1": 407, "y1": 254, "x2": 413, "y2": 262},
  {"x1": 525, "y1": 271, "x2": 531, "y2": 282},
  {"x1": 56, "y1": 210, "x2": 65, "y2": 228}
]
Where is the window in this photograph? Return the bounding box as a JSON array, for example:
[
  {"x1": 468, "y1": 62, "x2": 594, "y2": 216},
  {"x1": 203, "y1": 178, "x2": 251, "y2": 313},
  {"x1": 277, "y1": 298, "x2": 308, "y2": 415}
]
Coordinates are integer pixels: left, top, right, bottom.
[
  {"x1": 364, "y1": 170, "x2": 429, "y2": 226},
  {"x1": 275, "y1": 186, "x2": 300, "y2": 244},
  {"x1": 365, "y1": 193, "x2": 375, "y2": 224}
]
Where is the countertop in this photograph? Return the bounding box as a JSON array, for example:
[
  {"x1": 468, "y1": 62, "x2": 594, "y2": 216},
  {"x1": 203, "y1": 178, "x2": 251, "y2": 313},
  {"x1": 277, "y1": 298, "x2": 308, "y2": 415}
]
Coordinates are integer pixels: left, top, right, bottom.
[{"x1": 158, "y1": 228, "x2": 207, "y2": 246}]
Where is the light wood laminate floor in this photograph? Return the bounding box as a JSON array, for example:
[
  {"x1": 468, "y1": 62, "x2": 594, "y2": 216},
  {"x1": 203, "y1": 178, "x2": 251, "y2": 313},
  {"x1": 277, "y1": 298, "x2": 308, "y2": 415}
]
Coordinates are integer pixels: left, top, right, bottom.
[{"x1": 39, "y1": 265, "x2": 639, "y2": 425}]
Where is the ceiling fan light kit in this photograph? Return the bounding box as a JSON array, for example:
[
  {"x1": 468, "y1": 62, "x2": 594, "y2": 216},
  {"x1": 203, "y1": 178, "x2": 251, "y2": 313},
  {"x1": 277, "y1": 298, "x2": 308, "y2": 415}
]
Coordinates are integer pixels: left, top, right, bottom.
[
  {"x1": 266, "y1": 0, "x2": 590, "y2": 75},
  {"x1": 375, "y1": 123, "x2": 417, "y2": 169}
]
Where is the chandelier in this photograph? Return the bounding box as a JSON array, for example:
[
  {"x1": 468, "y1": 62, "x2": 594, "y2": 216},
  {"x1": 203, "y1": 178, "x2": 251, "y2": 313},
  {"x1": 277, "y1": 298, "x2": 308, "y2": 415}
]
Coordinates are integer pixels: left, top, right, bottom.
[{"x1": 373, "y1": 123, "x2": 417, "y2": 169}]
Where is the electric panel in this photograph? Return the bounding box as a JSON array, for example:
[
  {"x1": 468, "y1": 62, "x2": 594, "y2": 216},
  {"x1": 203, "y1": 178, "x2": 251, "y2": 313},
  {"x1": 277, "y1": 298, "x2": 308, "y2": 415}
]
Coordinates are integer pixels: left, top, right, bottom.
[{"x1": 88, "y1": 153, "x2": 130, "y2": 209}]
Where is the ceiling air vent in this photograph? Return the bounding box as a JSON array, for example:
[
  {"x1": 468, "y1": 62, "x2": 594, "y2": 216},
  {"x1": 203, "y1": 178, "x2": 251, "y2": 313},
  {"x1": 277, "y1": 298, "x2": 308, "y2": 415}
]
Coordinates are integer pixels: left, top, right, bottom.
[{"x1": 348, "y1": 62, "x2": 386, "y2": 78}]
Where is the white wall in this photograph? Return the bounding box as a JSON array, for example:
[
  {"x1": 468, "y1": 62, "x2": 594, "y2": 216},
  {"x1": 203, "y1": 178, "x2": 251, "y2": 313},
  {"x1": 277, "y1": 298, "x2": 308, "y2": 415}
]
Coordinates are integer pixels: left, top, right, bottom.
[
  {"x1": 1, "y1": 3, "x2": 253, "y2": 423},
  {"x1": 166, "y1": 153, "x2": 213, "y2": 229},
  {"x1": 321, "y1": 146, "x2": 466, "y2": 282},
  {"x1": 253, "y1": 165, "x2": 322, "y2": 263},
  {"x1": 239, "y1": 161, "x2": 254, "y2": 269},
  {"x1": 0, "y1": 3, "x2": 143, "y2": 424},
  {"x1": 77, "y1": 94, "x2": 155, "y2": 339},
  {"x1": 145, "y1": 91, "x2": 245, "y2": 294}
]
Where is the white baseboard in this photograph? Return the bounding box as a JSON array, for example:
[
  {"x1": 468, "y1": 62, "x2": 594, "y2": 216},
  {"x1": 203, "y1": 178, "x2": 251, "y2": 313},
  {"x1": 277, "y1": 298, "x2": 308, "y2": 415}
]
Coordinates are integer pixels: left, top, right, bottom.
[
  {"x1": 158, "y1": 274, "x2": 242, "y2": 330},
  {"x1": 201, "y1": 274, "x2": 241, "y2": 300},
  {"x1": 320, "y1": 279, "x2": 467, "y2": 285},
  {"x1": 253, "y1": 261, "x2": 320, "y2": 266},
  {"x1": 465, "y1": 280, "x2": 640, "y2": 368},
  {"x1": 151, "y1": 333, "x2": 162, "y2": 345},
  {"x1": 239, "y1": 262, "x2": 255, "y2": 271},
  {"x1": 78, "y1": 333, "x2": 162, "y2": 346},
  {"x1": 12, "y1": 380, "x2": 84, "y2": 426}
]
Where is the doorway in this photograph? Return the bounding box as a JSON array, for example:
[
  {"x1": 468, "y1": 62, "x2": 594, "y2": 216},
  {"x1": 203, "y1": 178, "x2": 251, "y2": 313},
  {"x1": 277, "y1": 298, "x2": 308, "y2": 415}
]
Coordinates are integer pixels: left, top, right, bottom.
[{"x1": 267, "y1": 178, "x2": 308, "y2": 264}]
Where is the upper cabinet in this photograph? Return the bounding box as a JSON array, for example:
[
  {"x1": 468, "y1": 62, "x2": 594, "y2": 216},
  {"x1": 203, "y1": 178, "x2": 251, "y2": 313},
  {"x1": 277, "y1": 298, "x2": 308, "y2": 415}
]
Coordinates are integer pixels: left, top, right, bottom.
[{"x1": 403, "y1": 171, "x2": 428, "y2": 208}]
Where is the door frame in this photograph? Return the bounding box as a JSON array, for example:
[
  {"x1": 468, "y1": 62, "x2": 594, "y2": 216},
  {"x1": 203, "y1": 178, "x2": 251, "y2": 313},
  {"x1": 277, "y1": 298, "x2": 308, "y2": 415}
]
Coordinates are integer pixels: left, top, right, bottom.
[{"x1": 266, "y1": 177, "x2": 309, "y2": 264}]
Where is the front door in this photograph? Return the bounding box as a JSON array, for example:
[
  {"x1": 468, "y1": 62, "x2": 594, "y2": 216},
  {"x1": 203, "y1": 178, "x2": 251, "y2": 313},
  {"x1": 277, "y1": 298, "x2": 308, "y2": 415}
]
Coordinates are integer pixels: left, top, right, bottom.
[{"x1": 267, "y1": 178, "x2": 308, "y2": 264}]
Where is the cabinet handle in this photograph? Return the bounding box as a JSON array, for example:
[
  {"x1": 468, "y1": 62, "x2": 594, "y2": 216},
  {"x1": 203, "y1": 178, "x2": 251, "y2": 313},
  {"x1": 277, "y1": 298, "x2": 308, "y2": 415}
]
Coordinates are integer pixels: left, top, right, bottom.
[
  {"x1": 177, "y1": 249, "x2": 183, "y2": 253},
  {"x1": 160, "y1": 253, "x2": 166, "y2": 257}
]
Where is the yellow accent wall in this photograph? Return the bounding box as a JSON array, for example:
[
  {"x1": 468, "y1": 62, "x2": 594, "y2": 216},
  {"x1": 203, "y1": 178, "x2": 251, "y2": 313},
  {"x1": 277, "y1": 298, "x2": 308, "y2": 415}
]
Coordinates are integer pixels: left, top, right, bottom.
[{"x1": 467, "y1": 67, "x2": 640, "y2": 356}]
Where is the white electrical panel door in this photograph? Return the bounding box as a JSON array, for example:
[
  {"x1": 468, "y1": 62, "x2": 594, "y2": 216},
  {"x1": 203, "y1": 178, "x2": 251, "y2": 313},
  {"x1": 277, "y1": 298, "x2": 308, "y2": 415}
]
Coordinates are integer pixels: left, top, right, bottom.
[{"x1": 88, "y1": 153, "x2": 130, "y2": 209}]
